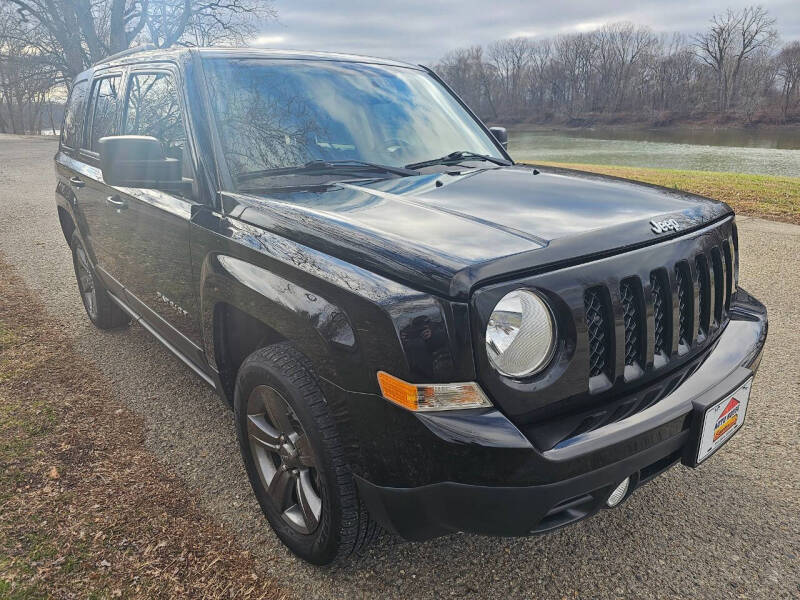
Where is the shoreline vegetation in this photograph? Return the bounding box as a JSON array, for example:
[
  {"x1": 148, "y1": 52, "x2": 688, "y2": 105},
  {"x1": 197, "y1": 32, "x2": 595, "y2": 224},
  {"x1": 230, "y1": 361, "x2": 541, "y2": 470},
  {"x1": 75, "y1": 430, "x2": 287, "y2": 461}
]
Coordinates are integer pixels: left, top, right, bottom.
[
  {"x1": 527, "y1": 162, "x2": 800, "y2": 225},
  {"x1": 437, "y1": 8, "x2": 800, "y2": 131}
]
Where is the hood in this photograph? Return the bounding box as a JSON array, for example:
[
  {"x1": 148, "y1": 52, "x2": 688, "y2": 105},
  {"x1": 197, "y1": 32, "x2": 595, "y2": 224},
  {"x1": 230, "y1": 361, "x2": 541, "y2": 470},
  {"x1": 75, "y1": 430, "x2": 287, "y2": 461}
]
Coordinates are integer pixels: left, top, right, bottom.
[{"x1": 230, "y1": 165, "x2": 731, "y2": 300}]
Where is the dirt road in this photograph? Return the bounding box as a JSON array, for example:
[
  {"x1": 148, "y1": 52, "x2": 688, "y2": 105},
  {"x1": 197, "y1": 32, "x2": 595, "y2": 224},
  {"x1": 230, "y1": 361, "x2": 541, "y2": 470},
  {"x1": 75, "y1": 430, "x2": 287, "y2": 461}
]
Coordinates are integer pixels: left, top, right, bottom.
[{"x1": 1, "y1": 134, "x2": 798, "y2": 599}]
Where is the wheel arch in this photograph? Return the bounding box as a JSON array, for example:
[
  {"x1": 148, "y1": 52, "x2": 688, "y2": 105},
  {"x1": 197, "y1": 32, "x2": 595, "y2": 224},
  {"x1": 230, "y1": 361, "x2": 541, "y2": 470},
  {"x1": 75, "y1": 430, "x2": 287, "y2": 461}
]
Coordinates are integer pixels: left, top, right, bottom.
[
  {"x1": 57, "y1": 205, "x2": 76, "y2": 244},
  {"x1": 212, "y1": 301, "x2": 287, "y2": 403},
  {"x1": 201, "y1": 253, "x2": 369, "y2": 404}
]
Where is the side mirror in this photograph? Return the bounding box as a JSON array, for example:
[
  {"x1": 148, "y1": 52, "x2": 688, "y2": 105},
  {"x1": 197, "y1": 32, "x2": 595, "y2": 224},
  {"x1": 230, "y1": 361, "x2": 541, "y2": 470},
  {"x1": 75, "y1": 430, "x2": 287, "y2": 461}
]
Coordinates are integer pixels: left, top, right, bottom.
[
  {"x1": 99, "y1": 135, "x2": 182, "y2": 190},
  {"x1": 489, "y1": 126, "x2": 508, "y2": 150}
]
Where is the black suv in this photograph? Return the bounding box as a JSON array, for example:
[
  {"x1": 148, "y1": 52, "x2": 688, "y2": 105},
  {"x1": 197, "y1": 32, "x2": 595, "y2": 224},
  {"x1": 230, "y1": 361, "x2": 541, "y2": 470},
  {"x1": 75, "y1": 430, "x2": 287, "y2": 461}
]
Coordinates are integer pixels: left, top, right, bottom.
[{"x1": 55, "y1": 47, "x2": 768, "y2": 565}]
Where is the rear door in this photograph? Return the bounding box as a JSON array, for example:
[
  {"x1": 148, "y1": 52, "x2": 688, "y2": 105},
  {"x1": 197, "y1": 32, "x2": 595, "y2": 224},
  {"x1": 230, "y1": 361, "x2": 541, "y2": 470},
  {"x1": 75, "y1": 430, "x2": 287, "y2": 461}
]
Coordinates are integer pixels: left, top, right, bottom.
[{"x1": 112, "y1": 66, "x2": 205, "y2": 364}]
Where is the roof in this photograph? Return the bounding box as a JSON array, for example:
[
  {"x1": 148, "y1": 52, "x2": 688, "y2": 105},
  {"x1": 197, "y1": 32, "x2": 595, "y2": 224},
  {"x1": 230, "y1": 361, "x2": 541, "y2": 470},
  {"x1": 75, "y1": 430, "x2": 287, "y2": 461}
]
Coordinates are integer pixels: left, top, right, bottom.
[{"x1": 90, "y1": 46, "x2": 420, "y2": 72}]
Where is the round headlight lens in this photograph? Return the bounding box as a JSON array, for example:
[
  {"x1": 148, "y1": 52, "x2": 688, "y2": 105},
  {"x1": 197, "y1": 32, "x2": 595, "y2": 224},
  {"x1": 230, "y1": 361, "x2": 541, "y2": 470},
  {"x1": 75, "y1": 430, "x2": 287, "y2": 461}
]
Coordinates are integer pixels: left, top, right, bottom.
[{"x1": 485, "y1": 290, "x2": 556, "y2": 378}]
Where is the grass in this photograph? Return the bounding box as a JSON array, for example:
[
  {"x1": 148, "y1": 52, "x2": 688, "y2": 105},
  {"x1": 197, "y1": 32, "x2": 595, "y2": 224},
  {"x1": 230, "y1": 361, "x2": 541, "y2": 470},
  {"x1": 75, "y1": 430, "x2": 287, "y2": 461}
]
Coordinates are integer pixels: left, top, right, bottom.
[
  {"x1": 0, "y1": 259, "x2": 287, "y2": 599},
  {"x1": 526, "y1": 162, "x2": 800, "y2": 225}
]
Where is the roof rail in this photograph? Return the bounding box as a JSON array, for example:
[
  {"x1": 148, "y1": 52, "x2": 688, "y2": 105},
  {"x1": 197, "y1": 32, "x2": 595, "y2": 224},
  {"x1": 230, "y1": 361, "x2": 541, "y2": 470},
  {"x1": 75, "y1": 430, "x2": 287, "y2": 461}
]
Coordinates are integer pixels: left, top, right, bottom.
[{"x1": 93, "y1": 44, "x2": 157, "y2": 67}]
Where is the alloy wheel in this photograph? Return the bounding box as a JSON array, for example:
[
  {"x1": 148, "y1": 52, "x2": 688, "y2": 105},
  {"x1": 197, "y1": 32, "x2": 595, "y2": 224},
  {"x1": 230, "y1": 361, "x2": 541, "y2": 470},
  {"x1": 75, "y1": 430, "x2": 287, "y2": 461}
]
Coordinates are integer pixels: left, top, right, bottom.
[{"x1": 246, "y1": 384, "x2": 322, "y2": 534}]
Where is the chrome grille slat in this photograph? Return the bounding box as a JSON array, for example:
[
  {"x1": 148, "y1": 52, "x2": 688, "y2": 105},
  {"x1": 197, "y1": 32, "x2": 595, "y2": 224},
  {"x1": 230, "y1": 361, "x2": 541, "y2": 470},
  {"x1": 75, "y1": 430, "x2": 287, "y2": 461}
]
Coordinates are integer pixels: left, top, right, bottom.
[
  {"x1": 711, "y1": 247, "x2": 725, "y2": 325},
  {"x1": 696, "y1": 254, "x2": 711, "y2": 337},
  {"x1": 722, "y1": 240, "x2": 733, "y2": 311}
]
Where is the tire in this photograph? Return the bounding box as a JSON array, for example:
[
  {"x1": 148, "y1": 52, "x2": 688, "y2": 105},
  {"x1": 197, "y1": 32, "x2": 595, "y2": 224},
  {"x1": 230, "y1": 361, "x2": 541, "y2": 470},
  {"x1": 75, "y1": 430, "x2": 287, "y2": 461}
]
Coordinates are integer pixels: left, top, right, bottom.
[
  {"x1": 70, "y1": 232, "x2": 129, "y2": 330},
  {"x1": 234, "y1": 342, "x2": 379, "y2": 565}
]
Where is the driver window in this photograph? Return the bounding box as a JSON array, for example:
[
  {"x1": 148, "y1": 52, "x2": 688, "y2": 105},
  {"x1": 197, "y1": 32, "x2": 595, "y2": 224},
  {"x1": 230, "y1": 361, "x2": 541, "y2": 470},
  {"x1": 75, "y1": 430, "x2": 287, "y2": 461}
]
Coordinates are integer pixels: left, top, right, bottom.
[
  {"x1": 124, "y1": 72, "x2": 193, "y2": 195},
  {"x1": 86, "y1": 75, "x2": 122, "y2": 152}
]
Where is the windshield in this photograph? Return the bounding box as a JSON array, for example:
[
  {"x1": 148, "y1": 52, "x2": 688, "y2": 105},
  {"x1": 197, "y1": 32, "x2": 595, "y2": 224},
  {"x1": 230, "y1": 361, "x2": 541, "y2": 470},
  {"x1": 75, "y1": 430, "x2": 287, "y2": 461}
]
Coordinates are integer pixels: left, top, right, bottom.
[{"x1": 202, "y1": 58, "x2": 504, "y2": 189}]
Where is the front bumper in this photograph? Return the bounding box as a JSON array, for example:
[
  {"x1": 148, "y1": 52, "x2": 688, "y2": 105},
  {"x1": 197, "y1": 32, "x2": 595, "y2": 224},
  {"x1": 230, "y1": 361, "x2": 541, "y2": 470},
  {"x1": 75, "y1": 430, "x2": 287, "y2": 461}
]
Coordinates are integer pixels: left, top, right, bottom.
[
  {"x1": 356, "y1": 429, "x2": 690, "y2": 540},
  {"x1": 330, "y1": 289, "x2": 767, "y2": 541}
]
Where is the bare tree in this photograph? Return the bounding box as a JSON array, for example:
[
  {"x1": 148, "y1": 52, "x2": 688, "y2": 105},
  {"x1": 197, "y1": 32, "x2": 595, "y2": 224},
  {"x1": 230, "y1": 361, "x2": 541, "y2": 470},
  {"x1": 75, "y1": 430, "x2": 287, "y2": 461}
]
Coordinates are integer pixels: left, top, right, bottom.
[
  {"x1": 0, "y1": 3, "x2": 60, "y2": 133},
  {"x1": 694, "y1": 6, "x2": 777, "y2": 114},
  {"x1": 551, "y1": 32, "x2": 596, "y2": 116},
  {"x1": 488, "y1": 37, "x2": 531, "y2": 116},
  {"x1": 2, "y1": 0, "x2": 275, "y2": 81},
  {"x1": 597, "y1": 23, "x2": 657, "y2": 112},
  {"x1": 439, "y1": 45, "x2": 498, "y2": 119},
  {"x1": 775, "y1": 41, "x2": 800, "y2": 121},
  {"x1": 525, "y1": 39, "x2": 551, "y2": 113},
  {"x1": 649, "y1": 34, "x2": 704, "y2": 117},
  {"x1": 737, "y1": 46, "x2": 776, "y2": 124},
  {"x1": 145, "y1": 0, "x2": 275, "y2": 48}
]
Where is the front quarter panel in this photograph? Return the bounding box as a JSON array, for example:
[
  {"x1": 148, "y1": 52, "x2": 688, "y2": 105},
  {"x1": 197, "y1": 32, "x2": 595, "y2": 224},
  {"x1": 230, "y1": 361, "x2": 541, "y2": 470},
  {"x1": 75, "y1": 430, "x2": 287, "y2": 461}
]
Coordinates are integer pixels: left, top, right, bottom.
[{"x1": 191, "y1": 207, "x2": 475, "y2": 394}]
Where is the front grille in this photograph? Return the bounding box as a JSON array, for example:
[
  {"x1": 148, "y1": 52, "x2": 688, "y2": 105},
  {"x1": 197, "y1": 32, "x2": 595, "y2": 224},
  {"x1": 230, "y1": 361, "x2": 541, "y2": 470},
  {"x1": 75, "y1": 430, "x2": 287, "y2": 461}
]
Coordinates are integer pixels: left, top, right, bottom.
[
  {"x1": 577, "y1": 229, "x2": 736, "y2": 391},
  {"x1": 620, "y1": 279, "x2": 643, "y2": 367},
  {"x1": 584, "y1": 288, "x2": 611, "y2": 378}
]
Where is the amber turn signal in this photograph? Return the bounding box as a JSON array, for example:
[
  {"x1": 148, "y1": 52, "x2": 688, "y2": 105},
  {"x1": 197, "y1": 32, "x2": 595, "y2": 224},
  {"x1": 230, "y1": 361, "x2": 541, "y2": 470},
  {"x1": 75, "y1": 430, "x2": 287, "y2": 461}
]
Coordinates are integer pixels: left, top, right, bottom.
[{"x1": 376, "y1": 371, "x2": 492, "y2": 412}]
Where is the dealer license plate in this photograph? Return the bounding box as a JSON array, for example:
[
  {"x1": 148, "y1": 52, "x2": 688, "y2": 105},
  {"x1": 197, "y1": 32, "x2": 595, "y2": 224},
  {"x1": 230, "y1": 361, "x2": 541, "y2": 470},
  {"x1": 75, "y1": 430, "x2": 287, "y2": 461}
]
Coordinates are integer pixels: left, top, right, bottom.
[{"x1": 697, "y1": 378, "x2": 752, "y2": 464}]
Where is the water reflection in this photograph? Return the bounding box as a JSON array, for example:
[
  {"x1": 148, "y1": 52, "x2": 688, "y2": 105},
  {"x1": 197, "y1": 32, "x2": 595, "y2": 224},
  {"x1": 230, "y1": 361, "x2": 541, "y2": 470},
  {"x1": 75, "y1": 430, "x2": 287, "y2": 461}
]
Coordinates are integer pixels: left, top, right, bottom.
[
  {"x1": 509, "y1": 129, "x2": 800, "y2": 177},
  {"x1": 522, "y1": 126, "x2": 800, "y2": 149}
]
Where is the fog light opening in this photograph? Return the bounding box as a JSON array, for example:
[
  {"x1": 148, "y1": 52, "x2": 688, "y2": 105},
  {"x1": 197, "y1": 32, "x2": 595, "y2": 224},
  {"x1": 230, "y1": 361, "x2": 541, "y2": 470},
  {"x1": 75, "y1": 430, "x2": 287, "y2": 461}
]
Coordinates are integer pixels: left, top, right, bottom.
[{"x1": 606, "y1": 477, "x2": 630, "y2": 508}]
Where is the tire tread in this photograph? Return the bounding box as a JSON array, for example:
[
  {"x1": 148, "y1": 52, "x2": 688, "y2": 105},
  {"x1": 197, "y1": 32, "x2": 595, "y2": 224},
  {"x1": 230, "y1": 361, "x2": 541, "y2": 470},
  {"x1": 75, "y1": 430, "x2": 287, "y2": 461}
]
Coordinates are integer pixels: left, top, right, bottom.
[
  {"x1": 70, "y1": 232, "x2": 129, "y2": 330},
  {"x1": 239, "y1": 342, "x2": 380, "y2": 562}
]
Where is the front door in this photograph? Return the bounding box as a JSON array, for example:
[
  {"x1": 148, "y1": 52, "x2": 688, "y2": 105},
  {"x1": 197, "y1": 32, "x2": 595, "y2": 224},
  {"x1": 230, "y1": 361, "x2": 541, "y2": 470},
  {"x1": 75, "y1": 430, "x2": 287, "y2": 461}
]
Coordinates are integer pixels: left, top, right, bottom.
[
  {"x1": 77, "y1": 72, "x2": 128, "y2": 284},
  {"x1": 55, "y1": 78, "x2": 91, "y2": 246},
  {"x1": 111, "y1": 67, "x2": 205, "y2": 365}
]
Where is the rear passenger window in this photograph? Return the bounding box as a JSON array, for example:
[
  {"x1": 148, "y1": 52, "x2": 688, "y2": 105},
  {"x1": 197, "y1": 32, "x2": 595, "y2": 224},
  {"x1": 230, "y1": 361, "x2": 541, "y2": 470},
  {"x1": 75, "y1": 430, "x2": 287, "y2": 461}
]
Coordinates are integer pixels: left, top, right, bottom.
[
  {"x1": 61, "y1": 80, "x2": 88, "y2": 150},
  {"x1": 86, "y1": 75, "x2": 122, "y2": 151},
  {"x1": 124, "y1": 73, "x2": 186, "y2": 160}
]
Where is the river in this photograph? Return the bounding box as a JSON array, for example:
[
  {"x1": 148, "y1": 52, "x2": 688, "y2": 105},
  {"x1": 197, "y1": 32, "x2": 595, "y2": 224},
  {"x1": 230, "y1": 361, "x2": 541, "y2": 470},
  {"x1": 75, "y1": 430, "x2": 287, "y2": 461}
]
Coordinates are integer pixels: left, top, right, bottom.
[{"x1": 508, "y1": 127, "x2": 800, "y2": 178}]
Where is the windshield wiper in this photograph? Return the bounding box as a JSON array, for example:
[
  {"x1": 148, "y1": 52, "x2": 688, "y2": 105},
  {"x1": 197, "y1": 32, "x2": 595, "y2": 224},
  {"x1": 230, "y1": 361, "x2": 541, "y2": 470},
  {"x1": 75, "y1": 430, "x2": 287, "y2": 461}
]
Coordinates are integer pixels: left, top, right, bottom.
[
  {"x1": 237, "y1": 159, "x2": 418, "y2": 183},
  {"x1": 405, "y1": 151, "x2": 511, "y2": 170}
]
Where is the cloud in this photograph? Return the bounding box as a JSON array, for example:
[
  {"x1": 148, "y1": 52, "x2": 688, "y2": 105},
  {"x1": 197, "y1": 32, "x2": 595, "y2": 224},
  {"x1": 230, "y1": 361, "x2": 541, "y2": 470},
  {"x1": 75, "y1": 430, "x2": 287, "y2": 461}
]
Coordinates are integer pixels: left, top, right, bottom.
[
  {"x1": 251, "y1": 35, "x2": 287, "y2": 45},
  {"x1": 254, "y1": 0, "x2": 799, "y2": 64}
]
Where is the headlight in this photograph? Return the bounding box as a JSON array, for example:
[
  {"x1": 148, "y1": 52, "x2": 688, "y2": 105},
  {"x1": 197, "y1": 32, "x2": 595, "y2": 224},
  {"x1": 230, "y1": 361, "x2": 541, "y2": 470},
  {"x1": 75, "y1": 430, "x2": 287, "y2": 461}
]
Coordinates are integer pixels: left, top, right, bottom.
[{"x1": 485, "y1": 289, "x2": 556, "y2": 378}]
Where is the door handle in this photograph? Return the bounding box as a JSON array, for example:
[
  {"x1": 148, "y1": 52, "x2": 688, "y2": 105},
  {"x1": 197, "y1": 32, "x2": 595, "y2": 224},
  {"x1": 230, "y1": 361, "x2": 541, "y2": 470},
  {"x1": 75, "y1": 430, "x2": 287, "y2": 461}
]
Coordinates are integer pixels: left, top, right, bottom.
[
  {"x1": 69, "y1": 176, "x2": 85, "y2": 188},
  {"x1": 106, "y1": 195, "x2": 128, "y2": 210}
]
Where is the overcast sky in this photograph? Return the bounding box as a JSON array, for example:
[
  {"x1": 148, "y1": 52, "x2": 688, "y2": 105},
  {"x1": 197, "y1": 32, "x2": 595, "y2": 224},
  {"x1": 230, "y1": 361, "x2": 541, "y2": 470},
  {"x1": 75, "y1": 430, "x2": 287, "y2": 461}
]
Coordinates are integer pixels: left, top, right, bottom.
[{"x1": 252, "y1": 0, "x2": 800, "y2": 64}]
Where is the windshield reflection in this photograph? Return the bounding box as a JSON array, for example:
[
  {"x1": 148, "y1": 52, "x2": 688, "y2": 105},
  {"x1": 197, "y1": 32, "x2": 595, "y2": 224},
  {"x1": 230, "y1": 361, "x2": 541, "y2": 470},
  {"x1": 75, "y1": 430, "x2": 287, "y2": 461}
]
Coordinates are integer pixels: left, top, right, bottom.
[{"x1": 203, "y1": 58, "x2": 502, "y2": 189}]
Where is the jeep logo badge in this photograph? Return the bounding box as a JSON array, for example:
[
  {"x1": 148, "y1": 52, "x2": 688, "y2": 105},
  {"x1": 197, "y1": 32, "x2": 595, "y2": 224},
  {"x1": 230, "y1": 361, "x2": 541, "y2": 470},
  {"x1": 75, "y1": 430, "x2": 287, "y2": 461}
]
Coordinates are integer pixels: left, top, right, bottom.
[{"x1": 650, "y1": 218, "x2": 680, "y2": 234}]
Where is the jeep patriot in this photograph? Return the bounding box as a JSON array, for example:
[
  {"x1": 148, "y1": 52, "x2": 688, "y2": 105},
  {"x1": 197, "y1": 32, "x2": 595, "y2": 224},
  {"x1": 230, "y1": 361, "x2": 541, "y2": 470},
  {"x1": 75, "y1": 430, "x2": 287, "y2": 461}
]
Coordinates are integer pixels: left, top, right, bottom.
[{"x1": 55, "y1": 47, "x2": 768, "y2": 564}]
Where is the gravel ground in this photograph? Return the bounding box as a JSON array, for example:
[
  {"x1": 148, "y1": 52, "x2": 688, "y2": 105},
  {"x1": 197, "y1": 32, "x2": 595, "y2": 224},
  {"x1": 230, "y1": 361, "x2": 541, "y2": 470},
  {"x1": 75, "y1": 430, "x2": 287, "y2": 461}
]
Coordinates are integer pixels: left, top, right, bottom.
[{"x1": 1, "y1": 134, "x2": 798, "y2": 599}]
